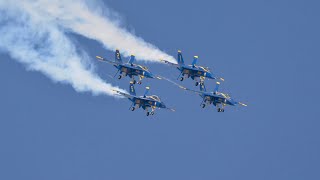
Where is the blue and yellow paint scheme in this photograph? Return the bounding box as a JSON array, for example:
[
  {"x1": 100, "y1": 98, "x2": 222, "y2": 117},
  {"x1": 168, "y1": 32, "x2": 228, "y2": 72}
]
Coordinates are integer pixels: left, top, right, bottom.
[
  {"x1": 96, "y1": 50, "x2": 161, "y2": 84},
  {"x1": 112, "y1": 82, "x2": 175, "y2": 116},
  {"x1": 178, "y1": 82, "x2": 247, "y2": 112},
  {"x1": 161, "y1": 50, "x2": 224, "y2": 86}
]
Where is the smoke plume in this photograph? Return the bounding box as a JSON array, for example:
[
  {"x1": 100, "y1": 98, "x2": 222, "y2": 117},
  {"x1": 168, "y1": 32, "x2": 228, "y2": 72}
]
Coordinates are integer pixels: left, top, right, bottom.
[
  {"x1": 0, "y1": 0, "x2": 175, "y2": 97},
  {"x1": 0, "y1": 1, "x2": 125, "y2": 96},
  {"x1": 13, "y1": 0, "x2": 177, "y2": 63}
]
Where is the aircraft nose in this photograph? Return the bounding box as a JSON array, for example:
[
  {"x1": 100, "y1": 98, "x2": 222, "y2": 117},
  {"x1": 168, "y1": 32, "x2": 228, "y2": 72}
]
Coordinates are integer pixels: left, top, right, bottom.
[
  {"x1": 207, "y1": 72, "x2": 214, "y2": 78},
  {"x1": 146, "y1": 72, "x2": 153, "y2": 78},
  {"x1": 207, "y1": 72, "x2": 220, "y2": 80},
  {"x1": 230, "y1": 99, "x2": 237, "y2": 106},
  {"x1": 161, "y1": 103, "x2": 166, "y2": 108}
]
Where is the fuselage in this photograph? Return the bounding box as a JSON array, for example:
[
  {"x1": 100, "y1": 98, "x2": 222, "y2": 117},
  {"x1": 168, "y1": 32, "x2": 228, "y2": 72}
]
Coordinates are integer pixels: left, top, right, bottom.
[
  {"x1": 201, "y1": 92, "x2": 236, "y2": 106},
  {"x1": 178, "y1": 65, "x2": 215, "y2": 79},
  {"x1": 128, "y1": 95, "x2": 166, "y2": 109},
  {"x1": 115, "y1": 63, "x2": 154, "y2": 78}
]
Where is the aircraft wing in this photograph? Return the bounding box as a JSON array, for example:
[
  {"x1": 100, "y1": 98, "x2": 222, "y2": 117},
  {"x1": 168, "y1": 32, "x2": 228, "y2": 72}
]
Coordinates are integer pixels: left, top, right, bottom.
[
  {"x1": 112, "y1": 90, "x2": 134, "y2": 99},
  {"x1": 178, "y1": 85, "x2": 204, "y2": 95},
  {"x1": 160, "y1": 76, "x2": 204, "y2": 95},
  {"x1": 96, "y1": 56, "x2": 120, "y2": 65},
  {"x1": 160, "y1": 60, "x2": 179, "y2": 67}
]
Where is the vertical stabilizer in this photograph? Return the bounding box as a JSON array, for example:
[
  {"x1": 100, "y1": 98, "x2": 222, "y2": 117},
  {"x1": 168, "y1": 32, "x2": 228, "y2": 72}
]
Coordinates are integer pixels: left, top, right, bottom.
[
  {"x1": 214, "y1": 82, "x2": 220, "y2": 94},
  {"x1": 200, "y1": 82, "x2": 207, "y2": 92},
  {"x1": 129, "y1": 81, "x2": 136, "y2": 96},
  {"x1": 115, "y1": 49, "x2": 122, "y2": 63},
  {"x1": 192, "y1": 56, "x2": 198, "y2": 67},
  {"x1": 177, "y1": 50, "x2": 184, "y2": 65}
]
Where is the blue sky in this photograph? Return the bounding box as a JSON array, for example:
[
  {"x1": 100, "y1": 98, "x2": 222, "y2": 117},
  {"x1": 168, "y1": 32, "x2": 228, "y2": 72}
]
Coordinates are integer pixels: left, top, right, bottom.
[{"x1": 0, "y1": 0, "x2": 320, "y2": 179}]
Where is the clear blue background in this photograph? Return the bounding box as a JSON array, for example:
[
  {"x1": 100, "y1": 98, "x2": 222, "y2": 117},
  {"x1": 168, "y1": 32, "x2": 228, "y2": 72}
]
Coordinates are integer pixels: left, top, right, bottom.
[{"x1": 1, "y1": 0, "x2": 319, "y2": 179}]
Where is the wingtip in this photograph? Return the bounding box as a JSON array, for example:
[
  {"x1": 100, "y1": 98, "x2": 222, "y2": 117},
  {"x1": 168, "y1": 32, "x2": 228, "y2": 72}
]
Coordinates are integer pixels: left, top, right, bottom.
[
  {"x1": 160, "y1": 59, "x2": 170, "y2": 64},
  {"x1": 179, "y1": 85, "x2": 187, "y2": 90},
  {"x1": 168, "y1": 108, "x2": 176, "y2": 112},
  {"x1": 239, "y1": 102, "x2": 248, "y2": 107},
  {"x1": 219, "y1": 78, "x2": 225, "y2": 81},
  {"x1": 96, "y1": 56, "x2": 103, "y2": 60}
]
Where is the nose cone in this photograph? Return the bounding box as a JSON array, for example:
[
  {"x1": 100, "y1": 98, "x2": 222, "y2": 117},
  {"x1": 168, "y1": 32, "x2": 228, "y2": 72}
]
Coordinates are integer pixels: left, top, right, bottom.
[
  {"x1": 160, "y1": 102, "x2": 166, "y2": 109},
  {"x1": 145, "y1": 71, "x2": 154, "y2": 78},
  {"x1": 206, "y1": 72, "x2": 215, "y2": 79},
  {"x1": 229, "y1": 99, "x2": 237, "y2": 106}
]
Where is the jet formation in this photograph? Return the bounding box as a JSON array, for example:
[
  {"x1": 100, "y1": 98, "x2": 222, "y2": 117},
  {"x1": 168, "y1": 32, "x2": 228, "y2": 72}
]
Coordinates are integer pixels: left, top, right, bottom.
[{"x1": 97, "y1": 50, "x2": 247, "y2": 116}]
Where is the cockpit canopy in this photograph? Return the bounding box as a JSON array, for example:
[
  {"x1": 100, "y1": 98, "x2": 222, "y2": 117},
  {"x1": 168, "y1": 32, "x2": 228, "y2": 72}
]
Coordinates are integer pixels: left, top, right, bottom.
[
  {"x1": 199, "y1": 66, "x2": 211, "y2": 72},
  {"x1": 220, "y1": 93, "x2": 231, "y2": 99},
  {"x1": 136, "y1": 65, "x2": 149, "y2": 71},
  {"x1": 149, "y1": 95, "x2": 161, "y2": 101}
]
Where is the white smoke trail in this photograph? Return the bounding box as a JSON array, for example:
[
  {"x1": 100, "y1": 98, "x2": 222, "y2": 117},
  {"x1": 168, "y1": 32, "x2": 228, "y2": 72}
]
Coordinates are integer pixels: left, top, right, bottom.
[
  {"x1": 0, "y1": 2, "x2": 125, "y2": 97},
  {"x1": 13, "y1": 0, "x2": 177, "y2": 63}
]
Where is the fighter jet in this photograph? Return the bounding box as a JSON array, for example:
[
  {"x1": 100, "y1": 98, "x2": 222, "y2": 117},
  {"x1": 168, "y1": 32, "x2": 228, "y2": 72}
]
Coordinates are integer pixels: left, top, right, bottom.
[
  {"x1": 96, "y1": 50, "x2": 161, "y2": 84},
  {"x1": 161, "y1": 50, "x2": 224, "y2": 86},
  {"x1": 179, "y1": 82, "x2": 247, "y2": 112},
  {"x1": 113, "y1": 82, "x2": 175, "y2": 116}
]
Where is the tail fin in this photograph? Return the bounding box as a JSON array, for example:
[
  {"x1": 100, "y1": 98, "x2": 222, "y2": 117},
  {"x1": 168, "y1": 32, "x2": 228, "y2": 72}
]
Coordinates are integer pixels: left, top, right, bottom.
[
  {"x1": 200, "y1": 82, "x2": 206, "y2": 92},
  {"x1": 214, "y1": 82, "x2": 220, "y2": 94},
  {"x1": 128, "y1": 55, "x2": 135, "y2": 65},
  {"x1": 115, "y1": 49, "x2": 122, "y2": 63},
  {"x1": 192, "y1": 56, "x2": 198, "y2": 67},
  {"x1": 129, "y1": 82, "x2": 136, "y2": 96},
  {"x1": 177, "y1": 50, "x2": 184, "y2": 65},
  {"x1": 143, "y1": 86, "x2": 150, "y2": 97}
]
